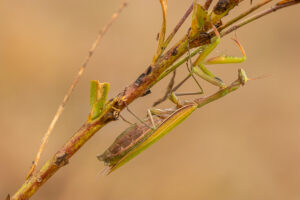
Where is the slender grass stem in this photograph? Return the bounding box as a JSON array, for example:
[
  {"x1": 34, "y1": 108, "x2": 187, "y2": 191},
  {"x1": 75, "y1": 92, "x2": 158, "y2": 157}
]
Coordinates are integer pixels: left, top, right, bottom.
[{"x1": 221, "y1": 0, "x2": 300, "y2": 37}]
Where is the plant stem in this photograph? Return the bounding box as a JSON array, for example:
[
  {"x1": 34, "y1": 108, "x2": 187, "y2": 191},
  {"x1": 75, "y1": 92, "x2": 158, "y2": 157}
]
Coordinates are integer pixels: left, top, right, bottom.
[
  {"x1": 204, "y1": 0, "x2": 214, "y2": 10},
  {"x1": 221, "y1": 0, "x2": 300, "y2": 37},
  {"x1": 218, "y1": 0, "x2": 274, "y2": 32},
  {"x1": 12, "y1": 120, "x2": 103, "y2": 200},
  {"x1": 10, "y1": 0, "x2": 299, "y2": 199},
  {"x1": 151, "y1": 45, "x2": 206, "y2": 88},
  {"x1": 162, "y1": 3, "x2": 193, "y2": 51},
  {"x1": 25, "y1": 0, "x2": 129, "y2": 180}
]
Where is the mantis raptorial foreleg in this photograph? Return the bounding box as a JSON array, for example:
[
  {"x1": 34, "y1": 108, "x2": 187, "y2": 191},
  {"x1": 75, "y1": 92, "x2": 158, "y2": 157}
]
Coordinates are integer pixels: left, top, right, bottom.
[
  {"x1": 154, "y1": 2, "x2": 247, "y2": 106},
  {"x1": 154, "y1": 26, "x2": 247, "y2": 107},
  {"x1": 184, "y1": 25, "x2": 247, "y2": 90}
]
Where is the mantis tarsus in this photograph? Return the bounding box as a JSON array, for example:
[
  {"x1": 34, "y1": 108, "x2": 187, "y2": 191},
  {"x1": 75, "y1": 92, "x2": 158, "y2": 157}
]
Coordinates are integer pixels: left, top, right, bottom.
[{"x1": 97, "y1": 69, "x2": 249, "y2": 174}]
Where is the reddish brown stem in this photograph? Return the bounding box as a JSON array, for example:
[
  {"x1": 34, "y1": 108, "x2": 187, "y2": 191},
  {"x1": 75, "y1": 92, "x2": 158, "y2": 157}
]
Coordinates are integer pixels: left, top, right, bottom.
[
  {"x1": 25, "y1": 0, "x2": 129, "y2": 180},
  {"x1": 10, "y1": 0, "x2": 298, "y2": 199},
  {"x1": 163, "y1": 3, "x2": 193, "y2": 49},
  {"x1": 12, "y1": 121, "x2": 104, "y2": 200},
  {"x1": 204, "y1": 0, "x2": 214, "y2": 10}
]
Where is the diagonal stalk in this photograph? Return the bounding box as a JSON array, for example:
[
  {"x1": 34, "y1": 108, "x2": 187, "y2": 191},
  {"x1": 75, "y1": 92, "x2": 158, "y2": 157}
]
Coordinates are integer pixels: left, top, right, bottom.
[
  {"x1": 221, "y1": 0, "x2": 300, "y2": 37},
  {"x1": 10, "y1": 0, "x2": 299, "y2": 199},
  {"x1": 25, "y1": 0, "x2": 129, "y2": 180},
  {"x1": 218, "y1": 0, "x2": 274, "y2": 32}
]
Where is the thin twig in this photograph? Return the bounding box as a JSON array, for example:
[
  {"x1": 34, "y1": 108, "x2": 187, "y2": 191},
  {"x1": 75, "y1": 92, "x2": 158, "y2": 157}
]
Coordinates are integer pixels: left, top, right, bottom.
[
  {"x1": 204, "y1": 0, "x2": 214, "y2": 10},
  {"x1": 218, "y1": 0, "x2": 274, "y2": 32},
  {"x1": 221, "y1": 0, "x2": 300, "y2": 37},
  {"x1": 10, "y1": 0, "x2": 299, "y2": 199},
  {"x1": 26, "y1": 0, "x2": 129, "y2": 180},
  {"x1": 162, "y1": 3, "x2": 193, "y2": 51}
]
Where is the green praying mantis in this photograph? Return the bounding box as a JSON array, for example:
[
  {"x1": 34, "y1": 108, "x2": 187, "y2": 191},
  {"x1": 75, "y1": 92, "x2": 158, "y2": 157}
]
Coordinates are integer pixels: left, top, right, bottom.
[
  {"x1": 182, "y1": 0, "x2": 246, "y2": 90},
  {"x1": 96, "y1": 69, "x2": 249, "y2": 174},
  {"x1": 90, "y1": 1, "x2": 250, "y2": 174},
  {"x1": 187, "y1": 27, "x2": 246, "y2": 90},
  {"x1": 152, "y1": 3, "x2": 246, "y2": 106},
  {"x1": 94, "y1": 35, "x2": 248, "y2": 173}
]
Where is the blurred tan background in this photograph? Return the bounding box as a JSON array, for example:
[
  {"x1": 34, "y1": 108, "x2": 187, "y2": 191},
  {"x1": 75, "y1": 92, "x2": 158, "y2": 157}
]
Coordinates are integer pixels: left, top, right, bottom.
[{"x1": 1, "y1": 0, "x2": 300, "y2": 200}]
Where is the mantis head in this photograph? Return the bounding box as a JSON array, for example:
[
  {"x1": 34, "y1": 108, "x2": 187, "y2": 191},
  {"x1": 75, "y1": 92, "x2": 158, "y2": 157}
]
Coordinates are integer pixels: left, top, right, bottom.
[{"x1": 238, "y1": 68, "x2": 248, "y2": 86}]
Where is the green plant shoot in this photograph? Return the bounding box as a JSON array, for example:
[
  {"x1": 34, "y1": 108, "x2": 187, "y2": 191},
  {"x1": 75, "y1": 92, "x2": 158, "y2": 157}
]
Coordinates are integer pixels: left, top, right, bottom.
[{"x1": 89, "y1": 81, "x2": 110, "y2": 120}]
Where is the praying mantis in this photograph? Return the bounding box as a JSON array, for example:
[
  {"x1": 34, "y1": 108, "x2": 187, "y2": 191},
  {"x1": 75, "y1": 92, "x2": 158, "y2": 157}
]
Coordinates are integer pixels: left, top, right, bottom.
[
  {"x1": 152, "y1": 4, "x2": 246, "y2": 106},
  {"x1": 97, "y1": 69, "x2": 249, "y2": 173},
  {"x1": 93, "y1": 1, "x2": 249, "y2": 174},
  {"x1": 95, "y1": 37, "x2": 248, "y2": 173}
]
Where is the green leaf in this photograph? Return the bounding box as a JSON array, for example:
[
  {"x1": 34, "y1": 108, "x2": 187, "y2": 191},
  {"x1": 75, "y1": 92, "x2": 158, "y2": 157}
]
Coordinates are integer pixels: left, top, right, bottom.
[
  {"x1": 89, "y1": 81, "x2": 110, "y2": 120},
  {"x1": 153, "y1": 0, "x2": 167, "y2": 63},
  {"x1": 190, "y1": 0, "x2": 209, "y2": 37}
]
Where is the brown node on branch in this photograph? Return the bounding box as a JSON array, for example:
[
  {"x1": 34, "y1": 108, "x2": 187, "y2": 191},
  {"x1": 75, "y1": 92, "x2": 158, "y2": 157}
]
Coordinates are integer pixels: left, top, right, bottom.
[
  {"x1": 146, "y1": 65, "x2": 153, "y2": 75},
  {"x1": 171, "y1": 48, "x2": 178, "y2": 56},
  {"x1": 213, "y1": 0, "x2": 240, "y2": 15},
  {"x1": 54, "y1": 152, "x2": 69, "y2": 167},
  {"x1": 142, "y1": 89, "x2": 152, "y2": 97},
  {"x1": 189, "y1": 32, "x2": 212, "y2": 48}
]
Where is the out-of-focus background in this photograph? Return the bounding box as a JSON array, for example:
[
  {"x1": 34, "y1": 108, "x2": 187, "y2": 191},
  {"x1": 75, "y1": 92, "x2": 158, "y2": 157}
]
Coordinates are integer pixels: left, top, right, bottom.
[{"x1": 1, "y1": 0, "x2": 299, "y2": 199}]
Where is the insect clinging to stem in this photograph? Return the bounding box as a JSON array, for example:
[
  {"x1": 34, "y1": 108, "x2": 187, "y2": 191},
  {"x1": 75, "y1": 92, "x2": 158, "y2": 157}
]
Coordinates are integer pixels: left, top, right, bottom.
[
  {"x1": 97, "y1": 68, "x2": 250, "y2": 174},
  {"x1": 97, "y1": 1, "x2": 251, "y2": 174}
]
